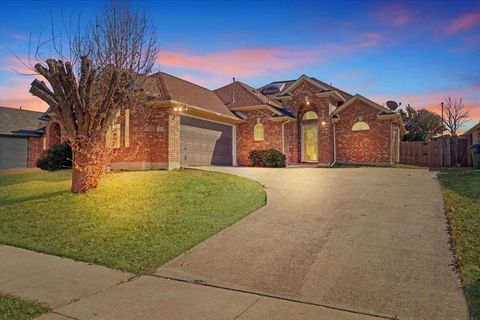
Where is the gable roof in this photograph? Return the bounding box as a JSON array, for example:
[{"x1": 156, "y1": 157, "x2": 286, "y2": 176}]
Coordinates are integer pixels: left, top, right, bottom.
[
  {"x1": 258, "y1": 75, "x2": 353, "y2": 101},
  {"x1": 332, "y1": 94, "x2": 393, "y2": 115},
  {"x1": 0, "y1": 106, "x2": 45, "y2": 136},
  {"x1": 463, "y1": 121, "x2": 480, "y2": 136},
  {"x1": 214, "y1": 81, "x2": 296, "y2": 119},
  {"x1": 214, "y1": 81, "x2": 282, "y2": 108},
  {"x1": 143, "y1": 72, "x2": 237, "y2": 119}
]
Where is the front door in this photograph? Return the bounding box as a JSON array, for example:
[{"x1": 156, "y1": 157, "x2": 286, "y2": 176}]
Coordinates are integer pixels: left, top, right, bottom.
[{"x1": 302, "y1": 125, "x2": 318, "y2": 162}]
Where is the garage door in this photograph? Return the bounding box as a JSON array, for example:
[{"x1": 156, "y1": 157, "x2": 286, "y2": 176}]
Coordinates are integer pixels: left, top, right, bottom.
[
  {"x1": 180, "y1": 117, "x2": 232, "y2": 166},
  {"x1": 0, "y1": 136, "x2": 28, "y2": 169}
]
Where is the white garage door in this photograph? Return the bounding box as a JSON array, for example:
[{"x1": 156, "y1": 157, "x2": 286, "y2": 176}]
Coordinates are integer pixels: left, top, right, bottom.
[{"x1": 0, "y1": 136, "x2": 28, "y2": 169}]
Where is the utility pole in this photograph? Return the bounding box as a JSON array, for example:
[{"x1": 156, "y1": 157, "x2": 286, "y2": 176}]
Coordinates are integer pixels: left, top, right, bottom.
[
  {"x1": 441, "y1": 101, "x2": 444, "y2": 167},
  {"x1": 441, "y1": 101, "x2": 444, "y2": 136}
]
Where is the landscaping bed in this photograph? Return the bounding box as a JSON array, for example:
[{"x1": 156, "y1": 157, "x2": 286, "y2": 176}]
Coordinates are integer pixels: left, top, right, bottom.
[
  {"x1": 0, "y1": 169, "x2": 265, "y2": 273},
  {"x1": 438, "y1": 169, "x2": 480, "y2": 318}
]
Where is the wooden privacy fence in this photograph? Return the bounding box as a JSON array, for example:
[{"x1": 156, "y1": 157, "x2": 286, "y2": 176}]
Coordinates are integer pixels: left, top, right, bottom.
[{"x1": 400, "y1": 136, "x2": 472, "y2": 167}]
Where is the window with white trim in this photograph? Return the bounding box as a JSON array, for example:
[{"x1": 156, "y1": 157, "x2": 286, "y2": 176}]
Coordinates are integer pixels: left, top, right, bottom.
[
  {"x1": 303, "y1": 111, "x2": 318, "y2": 120},
  {"x1": 352, "y1": 121, "x2": 370, "y2": 131},
  {"x1": 106, "y1": 111, "x2": 121, "y2": 148},
  {"x1": 124, "y1": 109, "x2": 130, "y2": 147},
  {"x1": 254, "y1": 123, "x2": 264, "y2": 141}
]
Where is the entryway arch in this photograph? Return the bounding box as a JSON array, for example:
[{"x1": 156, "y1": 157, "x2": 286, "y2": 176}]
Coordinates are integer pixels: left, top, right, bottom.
[{"x1": 299, "y1": 108, "x2": 319, "y2": 162}]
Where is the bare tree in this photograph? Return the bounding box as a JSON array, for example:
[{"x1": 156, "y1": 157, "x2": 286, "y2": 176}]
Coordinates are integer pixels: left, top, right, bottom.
[
  {"x1": 443, "y1": 96, "x2": 470, "y2": 136},
  {"x1": 28, "y1": 0, "x2": 158, "y2": 193}
]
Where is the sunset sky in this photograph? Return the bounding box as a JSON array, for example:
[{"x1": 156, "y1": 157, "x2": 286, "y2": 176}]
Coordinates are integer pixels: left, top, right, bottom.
[{"x1": 0, "y1": 0, "x2": 479, "y2": 130}]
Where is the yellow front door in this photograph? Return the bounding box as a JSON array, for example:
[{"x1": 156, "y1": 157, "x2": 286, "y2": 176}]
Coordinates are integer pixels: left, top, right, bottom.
[{"x1": 303, "y1": 125, "x2": 318, "y2": 162}]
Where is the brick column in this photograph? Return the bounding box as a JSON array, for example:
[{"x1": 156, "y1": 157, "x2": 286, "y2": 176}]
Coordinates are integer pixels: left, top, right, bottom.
[{"x1": 167, "y1": 112, "x2": 180, "y2": 169}]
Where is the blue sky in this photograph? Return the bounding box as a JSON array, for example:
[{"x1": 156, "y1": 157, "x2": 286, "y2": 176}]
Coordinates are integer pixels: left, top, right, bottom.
[{"x1": 0, "y1": 0, "x2": 479, "y2": 129}]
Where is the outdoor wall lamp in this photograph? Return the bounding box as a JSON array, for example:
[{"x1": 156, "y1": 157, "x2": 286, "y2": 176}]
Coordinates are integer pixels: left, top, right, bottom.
[
  {"x1": 173, "y1": 105, "x2": 188, "y2": 112},
  {"x1": 305, "y1": 96, "x2": 310, "y2": 105},
  {"x1": 321, "y1": 120, "x2": 327, "y2": 126}
]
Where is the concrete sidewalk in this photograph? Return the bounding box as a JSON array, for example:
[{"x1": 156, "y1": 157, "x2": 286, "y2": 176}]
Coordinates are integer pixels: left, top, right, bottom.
[{"x1": 0, "y1": 245, "x2": 379, "y2": 320}]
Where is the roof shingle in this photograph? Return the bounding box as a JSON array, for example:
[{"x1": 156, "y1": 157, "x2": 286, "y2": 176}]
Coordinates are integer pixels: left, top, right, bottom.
[
  {"x1": 214, "y1": 81, "x2": 282, "y2": 109},
  {"x1": 0, "y1": 106, "x2": 45, "y2": 134},
  {"x1": 144, "y1": 72, "x2": 237, "y2": 119}
]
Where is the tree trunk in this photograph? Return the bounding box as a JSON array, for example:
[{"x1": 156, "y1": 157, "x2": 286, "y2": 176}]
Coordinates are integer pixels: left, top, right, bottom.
[{"x1": 70, "y1": 141, "x2": 107, "y2": 193}]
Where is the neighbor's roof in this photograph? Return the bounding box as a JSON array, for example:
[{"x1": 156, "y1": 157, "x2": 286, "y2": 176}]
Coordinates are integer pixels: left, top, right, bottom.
[
  {"x1": 144, "y1": 72, "x2": 237, "y2": 119},
  {"x1": 214, "y1": 81, "x2": 282, "y2": 109},
  {"x1": 463, "y1": 121, "x2": 480, "y2": 136},
  {"x1": 0, "y1": 106, "x2": 45, "y2": 136}
]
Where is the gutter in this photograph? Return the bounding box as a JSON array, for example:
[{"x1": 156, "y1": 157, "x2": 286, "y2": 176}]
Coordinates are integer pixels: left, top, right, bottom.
[{"x1": 330, "y1": 121, "x2": 337, "y2": 167}]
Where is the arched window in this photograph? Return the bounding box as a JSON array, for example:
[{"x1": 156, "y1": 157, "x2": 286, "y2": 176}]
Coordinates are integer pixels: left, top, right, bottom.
[
  {"x1": 254, "y1": 123, "x2": 264, "y2": 141},
  {"x1": 352, "y1": 121, "x2": 370, "y2": 131},
  {"x1": 303, "y1": 111, "x2": 318, "y2": 120}
]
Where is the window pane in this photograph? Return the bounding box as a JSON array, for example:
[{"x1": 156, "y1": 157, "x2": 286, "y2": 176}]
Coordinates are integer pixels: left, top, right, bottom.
[
  {"x1": 254, "y1": 123, "x2": 264, "y2": 141},
  {"x1": 106, "y1": 126, "x2": 113, "y2": 148},
  {"x1": 303, "y1": 111, "x2": 318, "y2": 120},
  {"x1": 352, "y1": 121, "x2": 370, "y2": 131}
]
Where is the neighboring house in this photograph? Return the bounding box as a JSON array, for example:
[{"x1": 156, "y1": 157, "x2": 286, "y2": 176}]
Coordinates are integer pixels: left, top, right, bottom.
[
  {"x1": 463, "y1": 121, "x2": 480, "y2": 146},
  {"x1": 5, "y1": 72, "x2": 405, "y2": 169},
  {"x1": 0, "y1": 106, "x2": 46, "y2": 169}
]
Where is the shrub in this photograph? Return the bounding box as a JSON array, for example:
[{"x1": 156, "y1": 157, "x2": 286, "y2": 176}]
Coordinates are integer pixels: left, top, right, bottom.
[
  {"x1": 249, "y1": 149, "x2": 286, "y2": 168},
  {"x1": 36, "y1": 143, "x2": 72, "y2": 171}
]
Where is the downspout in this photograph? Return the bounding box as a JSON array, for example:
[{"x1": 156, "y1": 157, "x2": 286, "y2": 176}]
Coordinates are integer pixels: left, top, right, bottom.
[
  {"x1": 282, "y1": 120, "x2": 290, "y2": 163},
  {"x1": 330, "y1": 121, "x2": 337, "y2": 167},
  {"x1": 390, "y1": 122, "x2": 394, "y2": 165}
]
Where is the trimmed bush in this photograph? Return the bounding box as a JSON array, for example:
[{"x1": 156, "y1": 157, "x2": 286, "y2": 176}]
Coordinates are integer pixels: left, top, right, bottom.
[
  {"x1": 249, "y1": 149, "x2": 286, "y2": 168},
  {"x1": 36, "y1": 143, "x2": 72, "y2": 171}
]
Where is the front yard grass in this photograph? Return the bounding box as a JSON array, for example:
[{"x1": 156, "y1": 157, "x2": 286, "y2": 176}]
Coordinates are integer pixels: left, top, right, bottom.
[
  {"x1": 438, "y1": 169, "x2": 480, "y2": 318},
  {"x1": 0, "y1": 169, "x2": 265, "y2": 274},
  {"x1": 0, "y1": 293, "x2": 49, "y2": 320}
]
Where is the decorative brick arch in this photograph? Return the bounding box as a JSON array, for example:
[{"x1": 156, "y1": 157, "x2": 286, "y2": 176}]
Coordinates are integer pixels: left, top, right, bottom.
[
  {"x1": 297, "y1": 102, "x2": 320, "y2": 121},
  {"x1": 47, "y1": 121, "x2": 63, "y2": 147},
  {"x1": 296, "y1": 103, "x2": 320, "y2": 162}
]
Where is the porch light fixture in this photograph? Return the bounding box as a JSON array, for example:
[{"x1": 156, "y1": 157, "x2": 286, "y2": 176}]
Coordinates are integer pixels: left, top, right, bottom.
[
  {"x1": 321, "y1": 120, "x2": 327, "y2": 126},
  {"x1": 173, "y1": 105, "x2": 188, "y2": 112},
  {"x1": 305, "y1": 96, "x2": 310, "y2": 105}
]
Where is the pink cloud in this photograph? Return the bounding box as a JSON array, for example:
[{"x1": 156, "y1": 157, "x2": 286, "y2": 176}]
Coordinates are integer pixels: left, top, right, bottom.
[
  {"x1": 376, "y1": 4, "x2": 413, "y2": 27},
  {"x1": 372, "y1": 85, "x2": 480, "y2": 126},
  {"x1": 157, "y1": 33, "x2": 381, "y2": 80},
  {"x1": 157, "y1": 47, "x2": 319, "y2": 78},
  {"x1": 447, "y1": 12, "x2": 480, "y2": 34},
  {"x1": 0, "y1": 78, "x2": 48, "y2": 112},
  {"x1": 1, "y1": 55, "x2": 39, "y2": 75}
]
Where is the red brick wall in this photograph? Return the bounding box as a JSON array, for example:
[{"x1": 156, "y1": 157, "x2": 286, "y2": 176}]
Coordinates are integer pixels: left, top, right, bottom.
[
  {"x1": 109, "y1": 107, "x2": 176, "y2": 169},
  {"x1": 27, "y1": 136, "x2": 44, "y2": 167},
  {"x1": 236, "y1": 110, "x2": 283, "y2": 165},
  {"x1": 283, "y1": 80, "x2": 336, "y2": 164},
  {"x1": 335, "y1": 101, "x2": 392, "y2": 164}
]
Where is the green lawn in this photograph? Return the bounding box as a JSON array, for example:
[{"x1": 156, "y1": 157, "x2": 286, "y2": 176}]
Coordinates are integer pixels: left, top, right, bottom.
[
  {"x1": 438, "y1": 169, "x2": 480, "y2": 319},
  {"x1": 0, "y1": 293, "x2": 49, "y2": 320},
  {"x1": 0, "y1": 169, "x2": 265, "y2": 273}
]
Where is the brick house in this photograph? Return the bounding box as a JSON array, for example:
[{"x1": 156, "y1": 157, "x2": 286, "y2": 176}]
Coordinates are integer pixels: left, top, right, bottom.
[
  {"x1": 215, "y1": 74, "x2": 404, "y2": 166},
  {"x1": 8, "y1": 72, "x2": 404, "y2": 169},
  {"x1": 0, "y1": 106, "x2": 46, "y2": 169}
]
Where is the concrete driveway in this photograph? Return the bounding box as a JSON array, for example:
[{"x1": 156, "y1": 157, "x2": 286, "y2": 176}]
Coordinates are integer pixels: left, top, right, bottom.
[{"x1": 156, "y1": 167, "x2": 468, "y2": 320}]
